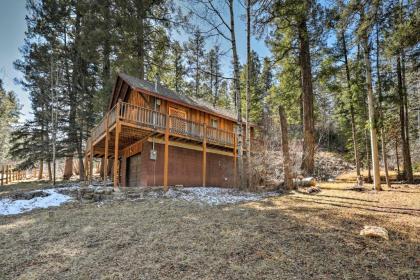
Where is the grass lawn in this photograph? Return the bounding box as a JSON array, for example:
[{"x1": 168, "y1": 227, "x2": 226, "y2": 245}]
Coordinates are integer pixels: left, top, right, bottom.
[{"x1": 0, "y1": 176, "x2": 419, "y2": 279}]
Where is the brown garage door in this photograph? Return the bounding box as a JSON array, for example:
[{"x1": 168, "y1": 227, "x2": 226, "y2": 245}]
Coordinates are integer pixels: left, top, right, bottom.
[{"x1": 127, "y1": 153, "x2": 141, "y2": 187}]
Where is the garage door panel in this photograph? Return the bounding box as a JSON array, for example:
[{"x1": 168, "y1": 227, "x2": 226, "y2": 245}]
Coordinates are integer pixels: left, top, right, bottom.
[{"x1": 128, "y1": 154, "x2": 141, "y2": 187}]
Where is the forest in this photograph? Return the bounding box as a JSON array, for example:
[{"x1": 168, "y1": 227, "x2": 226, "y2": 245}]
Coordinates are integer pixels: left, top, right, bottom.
[
  {"x1": 0, "y1": 0, "x2": 419, "y2": 279},
  {"x1": 0, "y1": 0, "x2": 418, "y2": 190}
]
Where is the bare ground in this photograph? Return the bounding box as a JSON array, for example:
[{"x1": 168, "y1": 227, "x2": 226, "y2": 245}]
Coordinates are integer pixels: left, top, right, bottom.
[{"x1": 0, "y1": 174, "x2": 419, "y2": 280}]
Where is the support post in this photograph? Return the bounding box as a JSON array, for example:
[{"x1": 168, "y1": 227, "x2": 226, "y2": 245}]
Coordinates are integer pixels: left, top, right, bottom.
[
  {"x1": 89, "y1": 139, "x2": 94, "y2": 184},
  {"x1": 233, "y1": 135, "x2": 237, "y2": 188},
  {"x1": 113, "y1": 101, "x2": 121, "y2": 190},
  {"x1": 103, "y1": 113, "x2": 110, "y2": 187},
  {"x1": 163, "y1": 113, "x2": 170, "y2": 191},
  {"x1": 202, "y1": 124, "x2": 207, "y2": 187}
]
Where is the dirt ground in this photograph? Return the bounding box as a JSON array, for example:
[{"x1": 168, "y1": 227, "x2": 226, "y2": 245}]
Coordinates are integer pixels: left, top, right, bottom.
[{"x1": 0, "y1": 173, "x2": 419, "y2": 280}]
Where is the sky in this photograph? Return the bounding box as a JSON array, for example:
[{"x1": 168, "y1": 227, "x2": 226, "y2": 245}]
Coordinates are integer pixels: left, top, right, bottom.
[
  {"x1": 0, "y1": 0, "x2": 30, "y2": 121},
  {"x1": 0, "y1": 0, "x2": 271, "y2": 122}
]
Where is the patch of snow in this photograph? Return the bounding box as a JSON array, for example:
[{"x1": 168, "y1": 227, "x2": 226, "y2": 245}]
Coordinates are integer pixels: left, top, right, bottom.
[
  {"x1": 0, "y1": 185, "x2": 79, "y2": 216},
  {"x1": 161, "y1": 187, "x2": 279, "y2": 206}
]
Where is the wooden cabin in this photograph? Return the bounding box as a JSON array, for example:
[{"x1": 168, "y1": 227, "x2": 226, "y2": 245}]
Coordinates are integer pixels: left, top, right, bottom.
[{"x1": 85, "y1": 73, "x2": 252, "y2": 189}]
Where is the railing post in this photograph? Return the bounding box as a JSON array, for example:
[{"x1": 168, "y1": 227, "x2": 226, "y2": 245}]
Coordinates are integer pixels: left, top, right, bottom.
[
  {"x1": 163, "y1": 113, "x2": 170, "y2": 191},
  {"x1": 113, "y1": 101, "x2": 121, "y2": 190},
  {"x1": 89, "y1": 136, "x2": 94, "y2": 185},
  {"x1": 117, "y1": 99, "x2": 122, "y2": 120},
  {"x1": 202, "y1": 124, "x2": 207, "y2": 187}
]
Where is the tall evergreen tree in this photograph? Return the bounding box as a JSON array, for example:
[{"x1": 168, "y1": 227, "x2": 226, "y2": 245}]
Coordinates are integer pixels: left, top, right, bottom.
[{"x1": 185, "y1": 29, "x2": 205, "y2": 97}]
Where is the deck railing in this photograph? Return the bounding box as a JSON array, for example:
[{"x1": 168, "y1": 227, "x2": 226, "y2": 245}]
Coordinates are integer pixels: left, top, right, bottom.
[
  {"x1": 206, "y1": 126, "x2": 235, "y2": 146},
  {"x1": 89, "y1": 101, "x2": 235, "y2": 147},
  {"x1": 120, "y1": 102, "x2": 167, "y2": 130},
  {"x1": 169, "y1": 115, "x2": 204, "y2": 140}
]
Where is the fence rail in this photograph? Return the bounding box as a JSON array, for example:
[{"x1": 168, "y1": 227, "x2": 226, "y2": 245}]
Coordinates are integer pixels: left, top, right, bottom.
[{"x1": 88, "y1": 101, "x2": 235, "y2": 147}]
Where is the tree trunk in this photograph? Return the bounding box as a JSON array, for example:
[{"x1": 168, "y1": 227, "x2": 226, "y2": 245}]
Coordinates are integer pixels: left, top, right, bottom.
[
  {"x1": 341, "y1": 31, "x2": 361, "y2": 176},
  {"x1": 375, "y1": 25, "x2": 390, "y2": 188},
  {"x1": 401, "y1": 53, "x2": 413, "y2": 183},
  {"x1": 38, "y1": 160, "x2": 43, "y2": 180},
  {"x1": 365, "y1": 130, "x2": 372, "y2": 183},
  {"x1": 245, "y1": 0, "x2": 252, "y2": 189},
  {"x1": 279, "y1": 106, "x2": 294, "y2": 190},
  {"x1": 137, "y1": 0, "x2": 145, "y2": 80},
  {"x1": 63, "y1": 156, "x2": 73, "y2": 180},
  {"x1": 102, "y1": 0, "x2": 111, "y2": 89},
  {"x1": 362, "y1": 34, "x2": 381, "y2": 191},
  {"x1": 78, "y1": 130, "x2": 85, "y2": 181},
  {"x1": 380, "y1": 132, "x2": 391, "y2": 187},
  {"x1": 396, "y1": 55, "x2": 413, "y2": 182},
  {"x1": 298, "y1": 19, "x2": 315, "y2": 176},
  {"x1": 47, "y1": 161, "x2": 52, "y2": 182},
  {"x1": 395, "y1": 139, "x2": 400, "y2": 175},
  {"x1": 195, "y1": 42, "x2": 200, "y2": 97},
  {"x1": 229, "y1": 0, "x2": 244, "y2": 189}
]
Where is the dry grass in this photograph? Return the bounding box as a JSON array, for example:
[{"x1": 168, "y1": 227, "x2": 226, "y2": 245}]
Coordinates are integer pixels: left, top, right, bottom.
[
  {"x1": 0, "y1": 175, "x2": 419, "y2": 279},
  {"x1": 0, "y1": 179, "x2": 79, "y2": 198}
]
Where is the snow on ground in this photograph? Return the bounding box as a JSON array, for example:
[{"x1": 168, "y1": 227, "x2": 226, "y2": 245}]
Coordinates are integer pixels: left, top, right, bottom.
[
  {"x1": 162, "y1": 187, "x2": 280, "y2": 206},
  {"x1": 0, "y1": 185, "x2": 79, "y2": 216}
]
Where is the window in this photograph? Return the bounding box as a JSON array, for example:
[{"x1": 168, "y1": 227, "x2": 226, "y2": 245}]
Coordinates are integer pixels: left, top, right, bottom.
[
  {"x1": 210, "y1": 117, "x2": 219, "y2": 128},
  {"x1": 151, "y1": 97, "x2": 161, "y2": 111}
]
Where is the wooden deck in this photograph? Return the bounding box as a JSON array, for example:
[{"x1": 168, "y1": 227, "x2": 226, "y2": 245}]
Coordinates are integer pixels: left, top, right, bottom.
[
  {"x1": 87, "y1": 101, "x2": 236, "y2": 154},
  {"x1": 85, "y1": 100, "x2": 238, "y2": 189}
]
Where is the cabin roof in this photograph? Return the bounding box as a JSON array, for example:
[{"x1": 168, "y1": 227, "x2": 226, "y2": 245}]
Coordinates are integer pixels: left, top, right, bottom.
[{"x1": 111, "y1": 73, "x2": 239, "y2": 122}]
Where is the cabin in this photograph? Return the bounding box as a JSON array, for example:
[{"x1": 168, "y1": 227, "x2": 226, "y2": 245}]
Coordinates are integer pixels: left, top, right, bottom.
[{"x1": 85, "y1": 73, "x2": 252, "y2": 190}]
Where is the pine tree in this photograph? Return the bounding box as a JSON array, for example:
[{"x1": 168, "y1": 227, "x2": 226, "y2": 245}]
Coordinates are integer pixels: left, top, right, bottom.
[
  {"x1": 185, "y1": 29, "x2": 205, "y2": 98},
  {"x1": 0, "y1": 80, "x2": 20, "y2": 164}
]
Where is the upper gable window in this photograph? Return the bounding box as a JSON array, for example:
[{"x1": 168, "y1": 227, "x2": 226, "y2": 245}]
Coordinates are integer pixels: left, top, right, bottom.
[
  {"x1": 210, "y1": 117, "x2": 219, "y2": 128},
  {"x1": 151, "y1": 96, "x2": 161, "y2": 111}
]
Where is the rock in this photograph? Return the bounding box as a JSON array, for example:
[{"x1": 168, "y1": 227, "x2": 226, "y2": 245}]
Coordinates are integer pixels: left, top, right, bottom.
[
  {"x1": 293, "y1": 177, "x2": 317, "y2": 187},
  {"x1": 360, "y1": 226, "x2": 389, "y2": 240},
  {"x1": 265, "y1": 178, "x2": 283, "y2": 188},
  {"x1": 127, "y1": 193, "x2": 143, "y2": 200},
  {"x1": 93, "y1": 194, "x2": 103, "y2": 202},
  {"x1": 350, "y1": 185, "x2": 365, "y2": 192},
  {"x1": 307, "y1": 185, "x2": 321, "y2": 194},
  {"x1": 113, "y1": 192, "x2": 126, "y2": 201},
  {"x1": 11, "y1": 191, "x2": 49, "y2": 200},
  {"x1": 80, "y1": 186, "x2": 95, "y2": 195},
  {"x1": 94, "y1": 188, "x2": 105, "y2": 195},
  {"x1": 103, "y1": 187, "x2": 114, "y2": 195},
  {"x1": 83, "y1": 192, "x2": 94, "y2": 200}
]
